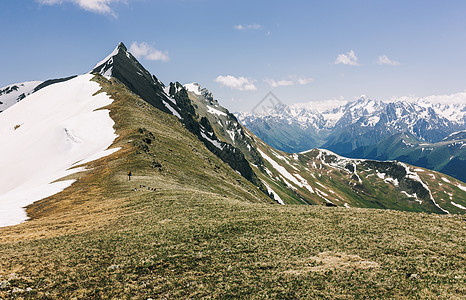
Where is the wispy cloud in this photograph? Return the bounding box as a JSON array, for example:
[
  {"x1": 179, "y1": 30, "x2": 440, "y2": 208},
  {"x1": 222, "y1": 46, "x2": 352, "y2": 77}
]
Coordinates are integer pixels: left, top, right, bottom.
[
  {"x1": 129, "y1": 42, "x2": 169, "y2": 62},
  {"x1": 234, "y1": 23, "x2": 262, "y2": 31},
  {"x1": 296, "y1": 77, "x2": 315, "y2": 85},
  {"x1": 393, "y1": 91, "x2": 466, "y2": 105},
  {"x1": 264, "y1": 76, "x2": 314, "y2": 87},
  {"x1": 37, "y1": 0, "x2": 125, "y2": 16},
  {"x1": 377, "y1": 55, "x2": 401, "y2": 66},
  {"x1": 214, "y1": 75, "x2": 257, "y2": 91},
  {"x1": 264, "y1": 78, "x2": 294, "y2": 87},
  {"x1": 335, "y1": 50, "x2": 359, "y2": 66}
]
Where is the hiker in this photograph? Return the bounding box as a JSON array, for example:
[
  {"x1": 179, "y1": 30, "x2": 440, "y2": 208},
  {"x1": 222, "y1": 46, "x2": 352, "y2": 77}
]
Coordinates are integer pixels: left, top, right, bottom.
[{"x1": 128, "y1": 171, "x2": 132, "y2": 181}]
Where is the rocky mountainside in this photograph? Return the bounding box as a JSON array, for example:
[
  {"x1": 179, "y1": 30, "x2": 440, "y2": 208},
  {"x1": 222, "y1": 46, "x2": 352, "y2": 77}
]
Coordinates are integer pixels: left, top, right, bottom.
[
  {"x1": 65, "y1": 43, "x2": 466, "y2": 213},
  {"x1": 237, "y1": 97, "x2": 466, "y2": 181},
  {"x1": 1, "y1": 42, "x2": 465, "y2": 229},
  {"x1": 1, "y1": 42, "x2": 465, "y2": 299}
]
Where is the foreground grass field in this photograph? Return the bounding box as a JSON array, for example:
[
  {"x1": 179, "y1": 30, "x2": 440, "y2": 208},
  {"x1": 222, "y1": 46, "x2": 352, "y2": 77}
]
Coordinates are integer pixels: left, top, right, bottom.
[
  {"x1": 1, "y1": 191, "x2": 465, "y2": 298},
  {"x1": 0, "y1": 76, "x2": 464, "y2": 299}
]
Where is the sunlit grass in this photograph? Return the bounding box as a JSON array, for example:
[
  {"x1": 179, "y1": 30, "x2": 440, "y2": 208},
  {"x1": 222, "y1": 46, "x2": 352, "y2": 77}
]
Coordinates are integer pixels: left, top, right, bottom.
[{"x1": 0, "y1": 76, "x2": 464, "y2": 299}]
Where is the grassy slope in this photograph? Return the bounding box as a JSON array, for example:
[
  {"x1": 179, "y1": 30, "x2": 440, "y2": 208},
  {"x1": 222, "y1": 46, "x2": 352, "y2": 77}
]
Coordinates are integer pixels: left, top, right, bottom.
[
  {"x1": 250, "y1": 133, "x2": 466, "y2": 214},
  {"x1": 0, "y1": 76, "x2": 465, "y2": 298}
]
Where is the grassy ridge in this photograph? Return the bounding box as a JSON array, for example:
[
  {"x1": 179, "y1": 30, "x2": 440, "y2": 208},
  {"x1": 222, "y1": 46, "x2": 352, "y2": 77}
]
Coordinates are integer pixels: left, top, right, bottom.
[{"x1": 0, "y1": 76, "x2": 465, "y2": 298}]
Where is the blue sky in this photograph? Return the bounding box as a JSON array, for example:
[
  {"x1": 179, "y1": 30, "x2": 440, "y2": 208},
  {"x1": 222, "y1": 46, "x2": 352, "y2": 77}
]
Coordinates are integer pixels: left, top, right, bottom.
[{"x1": 1, "y1": 0, "x2": 465, "y2": 111}]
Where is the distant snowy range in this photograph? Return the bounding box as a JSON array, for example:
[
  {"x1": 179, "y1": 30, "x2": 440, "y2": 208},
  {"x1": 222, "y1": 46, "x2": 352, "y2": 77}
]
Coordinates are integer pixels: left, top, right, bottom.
[{"x1": 237, "y1": 94, "x2": 466, "y2": 182}]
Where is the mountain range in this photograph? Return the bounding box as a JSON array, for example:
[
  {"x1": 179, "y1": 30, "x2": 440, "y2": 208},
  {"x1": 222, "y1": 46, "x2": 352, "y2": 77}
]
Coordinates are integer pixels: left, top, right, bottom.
[
  {"x1": 237, "y1": 97, "x2": 466, "y2": 181},
  {"x1": 0, "y1": 43, "x2": 465, "y2": 299},
  {"x1": 1, "y1": 42, "x2": 465, "y2": 227}
]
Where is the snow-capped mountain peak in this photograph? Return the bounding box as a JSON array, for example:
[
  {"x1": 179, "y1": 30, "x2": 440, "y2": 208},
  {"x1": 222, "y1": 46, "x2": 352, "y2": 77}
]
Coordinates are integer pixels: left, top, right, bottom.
[
  {"x1": 92, "y1": 42, "x2": 127, "y2": 71},
  {"x1": 237, "y1": 95, "x2": 466, "y2": 154},
  {"x1": 184, "y1": 83, "x2": 202, "y2": 95},
  {"x1": 0, "y1": 81, "x2": 42, "y2": 113}
]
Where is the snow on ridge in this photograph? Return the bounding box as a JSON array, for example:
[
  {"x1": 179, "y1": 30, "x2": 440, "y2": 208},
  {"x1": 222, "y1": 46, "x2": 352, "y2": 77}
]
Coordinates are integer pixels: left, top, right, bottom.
[
  {"x1": 0, "y1": 81, "x2": 42, "y2": 112},
  {"x1": 398, "y1": 162, "x2": 449, "y2": 214},
  {"x1": 443, "y1": 130, "x2": 466, "y2": 140},
  {"x1": 207, "y1": 105, "x2": 227, "y2": 117},
  {"x1": 259, "y1": 149, "x2": 303, "y2": 188},
  {"x1": 0, "y1": 74, "x2": 120, "y2": 227},
  {"x1": 184, "y1": 83, "x2": 202, "y2": 95},
  {"x1": 263, "y1": 181, "x2": 284, "y2": 205},
  {"x1": 93, "y1": 44, "x2": 120, "y2": 70},
  {"x1": 200, "y1": 131, "x2": 223, "y2": 150},
  {"x1": 161, "y1": 98, "x2": 181, "y2": 119},
  {"x1": 451, "y1": 202, "x2": 466, "y2": 210},
  {"x1": 457, "y1": 184, "x2": 466, "y2": 192}
]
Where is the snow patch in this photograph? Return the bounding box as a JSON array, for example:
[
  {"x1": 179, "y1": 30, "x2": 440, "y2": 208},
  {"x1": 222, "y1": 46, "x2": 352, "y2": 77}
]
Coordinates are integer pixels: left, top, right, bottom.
[
  {"x1": 200, "y1": 131, "x2": 223, "y2": 150},
  {"x1": 457, "y1": 184, "x2": 466, "y2": 192},
  {"x1": 400, "y1": 191, "x2": 422, "y2": 204},
  {"x1": 93, "y1": 44, "x2": 119, "y2": 70},
  {"x1": 263, "y1": 182, "x2": 284, "y2": 205},
  {"x1": 399, "y1": 162, "x2": 449, "y2": 213},
  {"x1": 294, "y1": 173, "x2": 315, "y2": 193},
  {"x1": 184, "y1": 83, "x2": 202, "y2": 95},
  {"x1": 207, "y1": 105, "x2": 227, "y2": 117},
  {"x1": 451, "y1": 202, "x2": 466, "y2": 210},
  {"x1": 161, "y1": 99, "x2": 181, "y2": 119},
  {"x1": 258, "y1": 149, "x2": 303, "y2": 189}
]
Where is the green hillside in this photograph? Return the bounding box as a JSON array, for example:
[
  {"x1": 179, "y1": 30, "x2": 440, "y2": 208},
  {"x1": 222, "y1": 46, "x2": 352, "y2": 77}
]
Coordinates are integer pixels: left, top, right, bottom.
[
  {"x1": 348, "y1": 132, "x2": 466, "y2": 182},
  {"x1": 1, "y1": 75, "x2": 464, "y2": 299}
]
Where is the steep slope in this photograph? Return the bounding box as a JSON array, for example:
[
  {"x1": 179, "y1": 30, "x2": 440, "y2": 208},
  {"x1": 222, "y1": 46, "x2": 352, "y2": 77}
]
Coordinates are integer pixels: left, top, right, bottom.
[
  {"x1": 183, "y1": 82, "x2": 263, "y2": 167},
  {"x1": 0, "y1": 74, "x2": 119, "y2": 227},
  {"x1": 1, "y1": 76, "x2": 464, "y2": 296},
  {"x1": 2, "y1": 42, "x2": 464, "y2": 230},
  {"x1": 248, "y1": 134, "x2": 466, "y2": 214},
  {"x1": 0, "y1": 81, "x2": 42, "y2": 112},
  {"x1": 92, "y1": 44, "x2": 265, "y2": 193},
  {"x1": 0, "y1": 44, "x2": 465, "y2": 299},
  {"x1": 180, "y1": 84, "x2": 466, "y2": 213}
]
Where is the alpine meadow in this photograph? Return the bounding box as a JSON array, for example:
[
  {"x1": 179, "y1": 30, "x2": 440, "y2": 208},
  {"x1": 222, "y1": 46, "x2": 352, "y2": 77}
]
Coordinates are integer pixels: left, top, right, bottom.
[{"x1": 1, "y1": 1, "x2": 466, "y2": 299}]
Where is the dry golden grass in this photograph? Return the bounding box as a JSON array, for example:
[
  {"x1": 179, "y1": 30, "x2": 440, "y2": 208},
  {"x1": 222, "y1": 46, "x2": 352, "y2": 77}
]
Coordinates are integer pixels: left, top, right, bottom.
[{"x1": 0, "y1": 76, "x2": 464, "y2": 299}]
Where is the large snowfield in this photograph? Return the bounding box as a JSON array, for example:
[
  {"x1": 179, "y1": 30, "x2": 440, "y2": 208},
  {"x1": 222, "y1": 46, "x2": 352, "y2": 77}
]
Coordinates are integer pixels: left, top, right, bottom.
[{"x1": 0, "y1": 74, "x2": 119, "y2": 227}]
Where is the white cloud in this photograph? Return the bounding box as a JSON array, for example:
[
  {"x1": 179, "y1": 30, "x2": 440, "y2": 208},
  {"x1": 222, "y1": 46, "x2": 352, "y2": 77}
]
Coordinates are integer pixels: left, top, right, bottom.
[
  {"x1": 292, "y1": 97, "x2": 348, "y2": 112},
  {"x1": 296, "y1": 77, "x2": 315, "y2": 85},
  {"x1": 37, "y1": 0, "x2": 125, "y2": 16},
  {"x1": 264, "y1": 76, "x2": 314, "y2": 87},
  {"x1": 377, "y1": 55, "x2": 401, "y2": 66},
  {"x1": 129, "y1": 42, "x2": 170, "y2": 62},
  {"x1": 335, "y1": 50, "x2": 359, "y2": 66},
  {"x1": 393, "y1": 91, "x2": 466, "y2": 105},
  {"x1": 264, "y1": 78, "x2": 294, "y2": 87},
  {"x1": 214, "y1": 75, "x2": 257, "y2": 91},
  {"x1": 234, "y1": 24, "x2": 262, "y2": 31}
]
